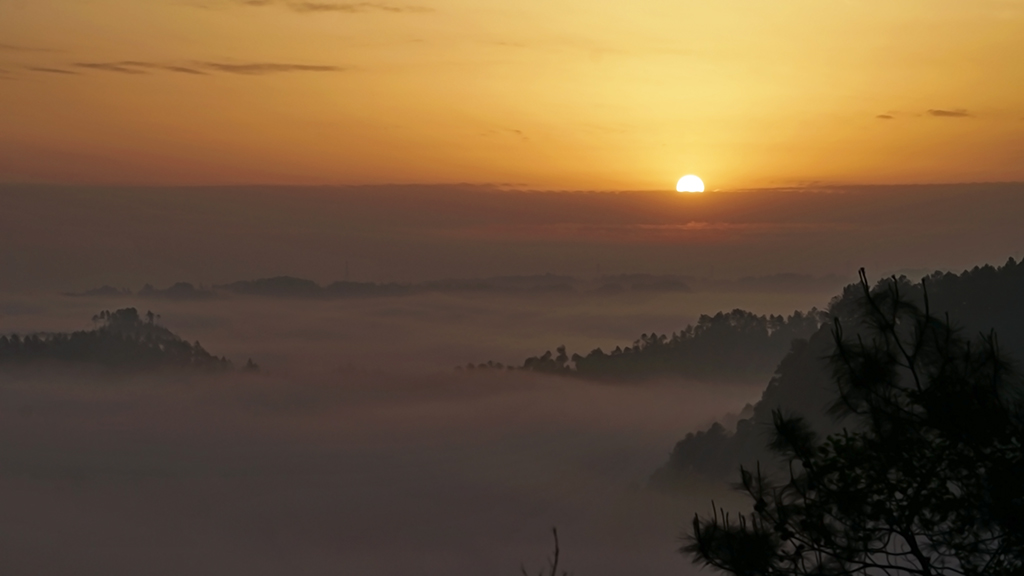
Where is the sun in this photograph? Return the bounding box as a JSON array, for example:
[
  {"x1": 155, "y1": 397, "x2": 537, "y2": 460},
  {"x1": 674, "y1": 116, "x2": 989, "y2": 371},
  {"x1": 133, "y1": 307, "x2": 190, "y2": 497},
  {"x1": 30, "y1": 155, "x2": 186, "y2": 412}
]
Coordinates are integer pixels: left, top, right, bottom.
[{"x1": 676, "y1": 175, "x2": 705, "y2": 193}]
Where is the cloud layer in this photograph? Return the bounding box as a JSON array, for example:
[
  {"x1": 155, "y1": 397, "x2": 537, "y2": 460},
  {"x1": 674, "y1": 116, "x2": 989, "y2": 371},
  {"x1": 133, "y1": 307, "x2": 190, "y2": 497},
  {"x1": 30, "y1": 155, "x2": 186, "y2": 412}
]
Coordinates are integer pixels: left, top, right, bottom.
[
  {"x1": 200, "y1": 62, "x2": 344, "y2": 74},
  {"x1": 0, "y1": 290, "x2": 753, "y2": 576},
  {"x1": 927, "y1": 109, "x2": 971, "y2": 118},
  {"x1": 872, "y1": 110, "x2": 976, "y2": 120},
  {"x1": 75, "y1": 62, "x2": 207, "y2": 75},
  {"x1": 26, "y1": 66, "x2": 78, "y2": 75},
  {"x1": 240, "y1": 0, "x2": 432, "y2": 13},
  {"x1": 23, "y1": 61, "x2": 345, "y2": 77}
]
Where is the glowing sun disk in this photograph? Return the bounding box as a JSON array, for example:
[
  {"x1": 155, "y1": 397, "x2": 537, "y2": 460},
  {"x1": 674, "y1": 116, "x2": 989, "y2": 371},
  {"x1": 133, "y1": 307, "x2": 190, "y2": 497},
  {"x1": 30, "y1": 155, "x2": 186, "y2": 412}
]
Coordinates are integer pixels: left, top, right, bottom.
[{"x1": 677, "y1": 175, "x2": 705, "y2": 193}]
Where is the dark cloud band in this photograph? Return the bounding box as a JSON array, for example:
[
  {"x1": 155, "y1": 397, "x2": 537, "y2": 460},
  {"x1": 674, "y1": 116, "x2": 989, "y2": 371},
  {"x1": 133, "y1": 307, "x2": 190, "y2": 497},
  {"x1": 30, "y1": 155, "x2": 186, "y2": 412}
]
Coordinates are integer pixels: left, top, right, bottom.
[
  {"x1": 199, "y1": 62, "x2": 345, "y2": 74},
  {"x1": 27, "y1": 66, "x2": 78, "y2": 75},
  {"x1": 76, "y1": 62, "x2": 149, "y2": 74},
  {"x1": 75, "y1": 62, "x2": 207, "y2": 75},
  {"x1": 238, "y1": 1, "x2": 432, "y2": 13},
  {"x1": 927, "y1": 109, "x2": 971, "y2": 118},
  {"x1": 63, "y1": 61, "x2": 341, "y2": 76},
  {"x1": 289, "y1": 2, "x2": 432, "y2": 12}
]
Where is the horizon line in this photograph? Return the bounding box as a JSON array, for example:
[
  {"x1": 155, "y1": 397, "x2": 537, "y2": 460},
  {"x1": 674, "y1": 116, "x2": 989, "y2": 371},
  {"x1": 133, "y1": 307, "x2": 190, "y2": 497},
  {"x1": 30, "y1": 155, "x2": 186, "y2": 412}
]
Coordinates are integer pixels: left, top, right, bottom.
[{"x1": 2, "y1": 180, "x2": 1023, "y2": 194}]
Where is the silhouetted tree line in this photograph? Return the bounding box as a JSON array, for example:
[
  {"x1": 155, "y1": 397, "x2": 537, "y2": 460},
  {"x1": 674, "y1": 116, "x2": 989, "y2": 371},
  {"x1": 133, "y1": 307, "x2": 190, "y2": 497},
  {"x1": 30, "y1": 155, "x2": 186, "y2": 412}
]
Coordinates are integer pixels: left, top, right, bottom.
[
  {"x1": 684, "y1": 269, "x2": 1024, "y2": 575},
  {"x1": 0, "y1": 308, "x2": 233, "y2": 370},
  {"x1": 466, "y1": 309, "x2": 827, "y2": 382},
  {"x1": 652, "y1": 257, "x2": 1024, "y2": 489}
]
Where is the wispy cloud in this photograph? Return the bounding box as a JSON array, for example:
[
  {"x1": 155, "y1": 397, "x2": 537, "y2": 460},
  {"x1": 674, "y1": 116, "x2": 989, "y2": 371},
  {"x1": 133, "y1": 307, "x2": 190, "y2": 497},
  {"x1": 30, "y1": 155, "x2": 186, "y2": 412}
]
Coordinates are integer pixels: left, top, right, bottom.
[
  {"x1": 62, "y1": 60, "x2": 341, "y2": 76},
  {"x1": 75, "y1": 61, "x2": 207, "y2": 75},
  {"x1": 289, "y1": 2, "x2": 432, "y2": 12},
  {"x1": 876, "y1": 114, "x2": 894, "y2": 120},
  {"x1": 200, "y1": 62, "x2": 344, "y2": 74},
  {"x1": 75, "y1": 62, "x2": 149, "y2": 75},
  {"x1": 237, "y1": 0, "x2": 432, "y2": 13},
  {"x1": 151, "y1": 65, "x2": 207, "y2": 75},
  {"x1": 26, "y1": 66, "x2": 78, "y2": 75},
  {"x1": 927, "y1": 108, "x2": 972, "y2": 118},
  {"x1": 480, "y1": 127, "x2": 529, "y2": 142}
]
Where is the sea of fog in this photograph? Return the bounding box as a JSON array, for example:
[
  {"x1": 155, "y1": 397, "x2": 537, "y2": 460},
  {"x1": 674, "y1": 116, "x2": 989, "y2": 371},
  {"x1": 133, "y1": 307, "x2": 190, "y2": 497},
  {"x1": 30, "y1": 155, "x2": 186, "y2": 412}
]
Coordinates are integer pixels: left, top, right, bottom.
[{"x1": 0, "y1": 288, "x2": 836, "y2": 575}]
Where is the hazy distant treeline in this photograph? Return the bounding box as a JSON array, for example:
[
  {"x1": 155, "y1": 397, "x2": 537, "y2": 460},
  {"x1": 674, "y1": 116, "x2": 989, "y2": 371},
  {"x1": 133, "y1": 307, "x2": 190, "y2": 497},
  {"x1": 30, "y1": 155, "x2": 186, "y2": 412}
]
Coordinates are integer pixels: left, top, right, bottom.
[
  {"x1": 0, "y1": 308, "x2": 238, "y2": 371},
  {"x1": 469, "y1": 309, "x2": 827, "y2": 383},
  {"x1": 66, "y1": 272, "x2": 848, "y2": 301},
  {"x1": 651, "y1": 257, "x2": 1024, "y2": 489}
]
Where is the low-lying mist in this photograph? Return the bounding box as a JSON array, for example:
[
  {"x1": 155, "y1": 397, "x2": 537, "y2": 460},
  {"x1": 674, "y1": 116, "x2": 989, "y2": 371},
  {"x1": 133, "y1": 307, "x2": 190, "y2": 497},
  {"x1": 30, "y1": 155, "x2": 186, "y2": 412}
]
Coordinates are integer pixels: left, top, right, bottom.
[
  {"x1": 0, "y1": 288, "x2": 830, "y2": 575},
  {"x1": 0, "y1": 369, "x2": 752, "y2": 575},
  {"x1": 1, "y1": 289, "x2": 835, "y2": 374}
]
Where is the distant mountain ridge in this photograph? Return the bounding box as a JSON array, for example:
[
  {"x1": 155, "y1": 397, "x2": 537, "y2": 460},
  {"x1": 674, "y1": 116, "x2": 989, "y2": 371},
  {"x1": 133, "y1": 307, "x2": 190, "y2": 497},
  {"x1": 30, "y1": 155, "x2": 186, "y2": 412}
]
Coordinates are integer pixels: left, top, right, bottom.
[{"x1": 65, "y1": 272, "x2": 850, "y2": 300}]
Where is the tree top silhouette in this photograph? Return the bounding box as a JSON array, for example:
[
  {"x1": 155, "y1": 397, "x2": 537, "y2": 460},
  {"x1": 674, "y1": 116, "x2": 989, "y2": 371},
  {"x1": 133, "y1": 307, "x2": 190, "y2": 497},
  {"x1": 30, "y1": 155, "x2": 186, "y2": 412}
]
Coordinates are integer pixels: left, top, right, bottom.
[{"x1": 685, "y1": 269, "x2": 1024, "y2": 575}]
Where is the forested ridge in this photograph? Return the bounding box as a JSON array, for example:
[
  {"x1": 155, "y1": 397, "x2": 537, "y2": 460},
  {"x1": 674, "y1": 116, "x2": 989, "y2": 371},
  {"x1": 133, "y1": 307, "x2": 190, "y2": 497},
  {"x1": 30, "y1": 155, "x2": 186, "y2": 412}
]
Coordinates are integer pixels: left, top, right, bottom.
[
  {"x1": 466, "y1": 308, "x2": 827, "y2": 384},
  {"x1": 652, "y1": 258, "x2": 1024, "y2": 489},
  {"x1": 0, "y1": 308, "x2": 234, "y2": 370}
]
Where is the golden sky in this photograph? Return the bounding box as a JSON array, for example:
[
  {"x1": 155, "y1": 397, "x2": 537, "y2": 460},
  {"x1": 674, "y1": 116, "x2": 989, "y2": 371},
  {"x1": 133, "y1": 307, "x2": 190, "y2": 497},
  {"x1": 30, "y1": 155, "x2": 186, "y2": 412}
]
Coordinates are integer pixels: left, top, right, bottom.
[{"x1": 1, "y1": 0, "x2": 1023, "y2": 190}]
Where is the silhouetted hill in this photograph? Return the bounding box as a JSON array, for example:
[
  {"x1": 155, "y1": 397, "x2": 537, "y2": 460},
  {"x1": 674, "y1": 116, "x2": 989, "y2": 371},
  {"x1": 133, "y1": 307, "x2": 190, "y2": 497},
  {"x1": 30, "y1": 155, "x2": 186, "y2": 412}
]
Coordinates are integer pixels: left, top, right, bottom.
[
  {"x1": 324, "y1": 281, "x2": 414, "y2": 297},
  {"x1": 139, "y1": 282, "x2": 219, "y2": 300},
  {"x1": 68, "y1": 272, "x2": 846, "y2": 301},
  {"x1": 64, "y1": 285, "x2": 132, "y2": 297},
  {"x1": 650, "y1": 258, "x2": 1024, "y2": 489},
  {"x1": 217, "y1": 276, "x2": 325, "y2": 298},
  {"x1": 468, "y1": 308, "x2": 827, "y2": 383},
  {"x1": 0, "y1": 308, "x2": 232, "y2": 370}
]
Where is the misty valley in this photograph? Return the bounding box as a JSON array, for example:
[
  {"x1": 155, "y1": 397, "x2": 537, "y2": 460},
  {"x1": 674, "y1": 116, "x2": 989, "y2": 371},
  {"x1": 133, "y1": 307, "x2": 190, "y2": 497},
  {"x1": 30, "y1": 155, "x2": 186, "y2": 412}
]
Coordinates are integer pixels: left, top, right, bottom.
[
  {"x1": 4, "y1": 0, "x2": 1024, "y2": 569},
  {"x1": 2, "y1": 258, "x2": 1023, "y2": 575}
]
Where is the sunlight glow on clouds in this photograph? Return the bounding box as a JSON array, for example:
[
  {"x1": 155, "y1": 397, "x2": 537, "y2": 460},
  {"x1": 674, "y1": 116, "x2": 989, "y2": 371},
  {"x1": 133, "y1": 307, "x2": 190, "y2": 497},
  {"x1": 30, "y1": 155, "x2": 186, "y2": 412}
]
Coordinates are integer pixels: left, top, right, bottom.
[{"x1": 0, "y1": 0, "x2": 1021, "y2": 188}]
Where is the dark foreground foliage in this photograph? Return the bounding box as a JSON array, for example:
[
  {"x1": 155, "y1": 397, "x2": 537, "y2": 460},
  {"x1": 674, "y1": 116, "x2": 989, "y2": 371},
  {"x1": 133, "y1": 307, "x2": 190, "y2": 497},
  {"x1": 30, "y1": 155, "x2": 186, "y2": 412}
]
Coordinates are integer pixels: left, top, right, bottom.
[
  {"x1": 653, "y1": 257, "x2": 1024, "y2": 486},
  {"x1": 0, "y1": 308, "x2": 232, "y2": 370},
  {"x1": 684, "y1": 270, "x2": 1024, "y2": 575}
]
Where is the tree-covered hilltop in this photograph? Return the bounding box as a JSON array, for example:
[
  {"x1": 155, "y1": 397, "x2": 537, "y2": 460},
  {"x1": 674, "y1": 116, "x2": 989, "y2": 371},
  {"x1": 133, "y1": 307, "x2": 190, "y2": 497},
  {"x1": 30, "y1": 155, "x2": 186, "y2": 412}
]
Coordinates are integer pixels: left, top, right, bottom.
[
  {"x1": 466, "y1": 308, "x2": 827, "y2": 383},
  {"x1": 0, "y1": 308, "x2": 232, "y2": 370},
  {"x1": 651, "y1": 258, "x2": 1024, "y2": 489},
  {"x1": 570, "y1": 309, "x2": 825, "y2": 381},
  {"x1": 685, "y1": 270, "x2": 1024, "y2": 576}
]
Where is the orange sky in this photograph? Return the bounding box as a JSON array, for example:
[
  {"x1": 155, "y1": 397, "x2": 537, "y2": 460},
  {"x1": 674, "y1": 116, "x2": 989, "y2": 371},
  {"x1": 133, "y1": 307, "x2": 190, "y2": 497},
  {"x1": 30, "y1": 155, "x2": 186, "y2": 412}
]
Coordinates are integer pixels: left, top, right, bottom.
[{"x1": 1, "y1": 0, "x2": 1023, "y2": 190}]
